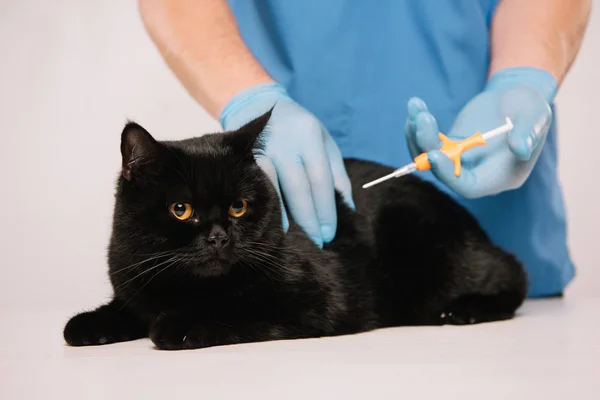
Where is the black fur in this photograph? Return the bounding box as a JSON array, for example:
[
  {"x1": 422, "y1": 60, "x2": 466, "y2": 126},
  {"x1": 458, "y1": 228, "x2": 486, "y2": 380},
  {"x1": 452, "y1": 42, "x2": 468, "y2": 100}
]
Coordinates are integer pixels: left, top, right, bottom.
[{"x1": 63, "y1": 111, "x2": 528, "y2": 350}]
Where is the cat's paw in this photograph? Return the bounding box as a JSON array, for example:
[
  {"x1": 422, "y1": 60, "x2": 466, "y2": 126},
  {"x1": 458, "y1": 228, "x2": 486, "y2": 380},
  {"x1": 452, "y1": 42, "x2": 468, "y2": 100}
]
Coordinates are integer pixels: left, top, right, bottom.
[
  {"x1": 63, "y1": 310, "x2": 145, "y2": 346},
  {"x1": 438, "y1": 299, "x2": 515, "y2": 326},
  {"x1": 438, "y1": 310, "x2": 478, "y2": 325},
  {"x1": 150, "y1": 315, "x2": 234, "y2": 351},
  {"x1": 149, "y1": 315, "x2": 190, "y2": 350}
]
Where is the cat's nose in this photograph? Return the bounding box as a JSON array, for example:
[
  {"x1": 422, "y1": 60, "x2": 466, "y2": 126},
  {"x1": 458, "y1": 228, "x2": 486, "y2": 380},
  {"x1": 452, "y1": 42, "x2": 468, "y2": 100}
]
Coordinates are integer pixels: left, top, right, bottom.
[
  {"x1": 207, "y1": 234, "x2": 229, "y2": 249},
  {"x1": 206, "y1": 226, "x2": 229, "y2": 250}
]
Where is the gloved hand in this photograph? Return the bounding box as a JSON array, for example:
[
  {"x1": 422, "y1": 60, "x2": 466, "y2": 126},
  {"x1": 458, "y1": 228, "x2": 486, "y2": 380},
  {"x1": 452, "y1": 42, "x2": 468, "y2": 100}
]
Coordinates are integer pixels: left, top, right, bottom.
[
  {"x1": 405, "y1": 67, "x2": 557, "y2": 198},
  {"x1": 220, "y1": 82, "x2": 354, "y2": 247}
]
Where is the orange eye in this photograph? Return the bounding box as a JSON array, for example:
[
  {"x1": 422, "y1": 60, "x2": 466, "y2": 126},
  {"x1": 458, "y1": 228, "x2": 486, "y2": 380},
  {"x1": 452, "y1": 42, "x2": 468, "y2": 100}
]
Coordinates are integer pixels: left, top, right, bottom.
[
  {"x1": 228, "y1": 200, "x2": 247, "y2": 218},
  {"x1": 169, "y1": 203, "x2": 193, "y2": 221}
]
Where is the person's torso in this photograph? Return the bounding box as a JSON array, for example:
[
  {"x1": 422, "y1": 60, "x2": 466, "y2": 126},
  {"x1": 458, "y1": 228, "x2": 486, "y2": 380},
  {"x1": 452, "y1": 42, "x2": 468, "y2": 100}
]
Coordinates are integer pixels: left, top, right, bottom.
[{"x1": 226, "y1": 0, "x2": 574, "y2": 297}]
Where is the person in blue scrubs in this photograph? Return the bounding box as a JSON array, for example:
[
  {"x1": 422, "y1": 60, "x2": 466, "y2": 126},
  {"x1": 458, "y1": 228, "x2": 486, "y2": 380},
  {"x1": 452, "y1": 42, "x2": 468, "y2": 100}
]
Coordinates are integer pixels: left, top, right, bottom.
[{"x1": 139, "y1": 0, "x2": 591, "y2": 297}]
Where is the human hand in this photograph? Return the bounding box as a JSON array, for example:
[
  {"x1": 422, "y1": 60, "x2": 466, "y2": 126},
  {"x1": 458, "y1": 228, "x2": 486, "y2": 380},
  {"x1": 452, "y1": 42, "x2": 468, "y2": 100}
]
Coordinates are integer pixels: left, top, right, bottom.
[
  {"x1": 220, "y1": 83, "x2": 354, "y2": 247},
  {"x1": 405, "y1": 67, "x2": 557, "y2": 198}
]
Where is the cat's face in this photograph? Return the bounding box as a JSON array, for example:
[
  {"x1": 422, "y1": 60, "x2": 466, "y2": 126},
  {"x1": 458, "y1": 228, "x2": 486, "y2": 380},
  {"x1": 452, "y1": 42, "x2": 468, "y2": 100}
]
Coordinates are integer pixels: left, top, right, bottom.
[{"x1": 113, "y1": 111, "x2": 282, "y2": 278}]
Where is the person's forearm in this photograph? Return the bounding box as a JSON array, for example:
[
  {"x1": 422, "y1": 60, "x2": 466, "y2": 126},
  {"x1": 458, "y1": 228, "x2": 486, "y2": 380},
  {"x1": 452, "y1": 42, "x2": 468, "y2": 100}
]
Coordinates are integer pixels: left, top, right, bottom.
[
  {"x1": 489, "y1": 0, "x2": 591, "y2": 85},
  {"x1": 138, "y1": 0, "x2": 274, "y2": 118}
]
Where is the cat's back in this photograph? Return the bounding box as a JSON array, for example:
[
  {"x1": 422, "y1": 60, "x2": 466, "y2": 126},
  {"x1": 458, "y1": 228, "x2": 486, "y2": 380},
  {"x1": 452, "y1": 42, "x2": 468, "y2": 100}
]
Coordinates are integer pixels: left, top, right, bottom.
[{"x1": 342, "y1": 158, "x2": 482, "y2": 232}]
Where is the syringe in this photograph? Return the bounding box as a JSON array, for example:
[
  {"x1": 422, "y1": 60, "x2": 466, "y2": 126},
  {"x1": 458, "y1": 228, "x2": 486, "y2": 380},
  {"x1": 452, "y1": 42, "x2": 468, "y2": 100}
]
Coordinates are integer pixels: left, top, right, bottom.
[{"x1": 362, "y1": 117, "x2": 514, "y2": 189}]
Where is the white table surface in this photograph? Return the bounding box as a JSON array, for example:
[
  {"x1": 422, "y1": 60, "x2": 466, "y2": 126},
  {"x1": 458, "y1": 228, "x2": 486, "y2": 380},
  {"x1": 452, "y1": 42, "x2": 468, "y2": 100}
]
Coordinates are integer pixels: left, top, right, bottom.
[{"x1": 2, "y1": 296, "x2": 598, "y2": 400}]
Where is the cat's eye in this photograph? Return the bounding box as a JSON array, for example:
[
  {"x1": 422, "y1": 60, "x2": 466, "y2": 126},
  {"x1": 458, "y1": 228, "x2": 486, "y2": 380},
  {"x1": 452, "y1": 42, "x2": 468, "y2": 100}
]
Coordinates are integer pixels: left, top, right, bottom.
[
  {"x1": 169, "y1": 202, "x2": 193, "y2": 221},
  {"x1": 228, "y1": 200, "x2": 248, "y2": 218}
]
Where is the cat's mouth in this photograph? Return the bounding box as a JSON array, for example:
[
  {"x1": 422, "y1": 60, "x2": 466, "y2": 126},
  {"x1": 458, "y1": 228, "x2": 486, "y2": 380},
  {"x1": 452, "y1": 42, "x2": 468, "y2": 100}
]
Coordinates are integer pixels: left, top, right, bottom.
[
  {"x1": 191, "y1": 256, "x2": 234, "y2": 278},
  {"x1": 194, "y1": 260, "x2": 231, "y2": 277}
]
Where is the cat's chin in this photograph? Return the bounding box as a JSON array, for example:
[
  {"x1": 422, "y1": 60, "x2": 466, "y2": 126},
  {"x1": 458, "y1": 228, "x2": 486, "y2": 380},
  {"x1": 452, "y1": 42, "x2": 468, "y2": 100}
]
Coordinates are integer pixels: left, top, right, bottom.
[{"x1": 191, "y1": 259, "x2": 233, "y2": 278}]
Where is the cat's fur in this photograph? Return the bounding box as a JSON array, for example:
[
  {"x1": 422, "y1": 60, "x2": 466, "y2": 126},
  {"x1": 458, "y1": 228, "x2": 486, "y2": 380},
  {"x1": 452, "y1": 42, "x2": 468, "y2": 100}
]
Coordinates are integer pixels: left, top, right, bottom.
[{"x1": 63, "y1": 110, "x2": 527, "y2": 350}]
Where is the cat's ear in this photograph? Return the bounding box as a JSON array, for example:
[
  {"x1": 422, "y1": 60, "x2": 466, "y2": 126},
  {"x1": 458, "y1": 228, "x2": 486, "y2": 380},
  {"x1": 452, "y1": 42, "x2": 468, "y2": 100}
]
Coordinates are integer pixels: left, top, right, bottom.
[
  {"x1": 226, "y1": 108, "x2": 273, "y2": 157},
  {"x1": 120, "y1": 122, "x2": 161, "y2": 181}
]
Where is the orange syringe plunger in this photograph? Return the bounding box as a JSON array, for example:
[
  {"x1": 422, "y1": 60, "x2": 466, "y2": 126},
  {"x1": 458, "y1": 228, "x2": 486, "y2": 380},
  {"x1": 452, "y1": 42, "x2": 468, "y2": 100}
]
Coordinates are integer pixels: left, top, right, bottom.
[{"x1": 413, "y1": 132, "x2": 487, "y2": 177}]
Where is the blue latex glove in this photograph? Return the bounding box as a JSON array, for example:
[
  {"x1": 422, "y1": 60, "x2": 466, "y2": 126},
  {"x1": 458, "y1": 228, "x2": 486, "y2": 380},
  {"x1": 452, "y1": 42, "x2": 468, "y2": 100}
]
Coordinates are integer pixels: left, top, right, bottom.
[
  {"x1": 405, "y1": 67, "x2": 558, "y2": 198},
  {"x1": 220, "y1": 82, "x2": 354, "y2": 247}
]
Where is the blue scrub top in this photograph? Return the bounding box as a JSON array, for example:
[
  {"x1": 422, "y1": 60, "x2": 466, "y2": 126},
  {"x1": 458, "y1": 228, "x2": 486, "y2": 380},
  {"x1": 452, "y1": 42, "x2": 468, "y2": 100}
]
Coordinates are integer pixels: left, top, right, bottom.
[{"x1": 227, "y1": 0, "x2": 574, "y2": 297}]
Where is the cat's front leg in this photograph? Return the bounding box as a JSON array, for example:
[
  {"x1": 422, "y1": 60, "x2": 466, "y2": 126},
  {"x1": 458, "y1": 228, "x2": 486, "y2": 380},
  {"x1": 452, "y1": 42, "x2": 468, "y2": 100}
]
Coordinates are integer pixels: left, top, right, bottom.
[
  {"x1": 63, "y1": 299, "x2": 148, "y2": 346},
  {"x1": 150, "y1": 314, "x2": 307, "y2": 351}
]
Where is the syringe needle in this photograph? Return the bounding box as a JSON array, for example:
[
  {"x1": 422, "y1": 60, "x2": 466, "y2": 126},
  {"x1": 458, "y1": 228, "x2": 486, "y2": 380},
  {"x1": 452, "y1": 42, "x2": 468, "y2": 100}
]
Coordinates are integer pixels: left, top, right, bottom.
[
  {"x1": 362, "y1": 163, "x2": 417, "y2": 189},
  {"x1": 361, "y1": 171, "x2": 397, "y2": 189}
]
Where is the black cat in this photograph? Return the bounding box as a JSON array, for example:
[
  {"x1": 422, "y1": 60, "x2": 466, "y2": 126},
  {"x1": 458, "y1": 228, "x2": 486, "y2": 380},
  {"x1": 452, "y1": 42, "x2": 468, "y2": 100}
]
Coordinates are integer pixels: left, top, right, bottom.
[{"x1": 63, "y1": 110, "x2": 527, "y2": 350}]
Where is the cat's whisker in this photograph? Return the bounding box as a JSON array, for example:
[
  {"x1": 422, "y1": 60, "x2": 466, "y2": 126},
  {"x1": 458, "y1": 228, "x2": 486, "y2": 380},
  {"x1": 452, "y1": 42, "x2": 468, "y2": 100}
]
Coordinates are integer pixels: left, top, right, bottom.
[
  {"x1": 243, "y1": 251, "x2": 299, "y2": 277},
  {"x1": 241, "y1": 241, "x2": 288, "y2": 255},
  {"x1": 242, "y1": 257, "x2": 281, "y2": 282},
  {"x1": 239, "y1": 258, "x2": 282, "y2": 283},
  {"x1": 242, "y1": 247, "x2": 280, "y2": 261},
  {"x1": 244, "y1": 247, "x2": 294, "y2": 266},
  {"x1": 249, "y1": 254, "x2": 294, "y2": 273},
  {"x1": 110, "y1": 252, "x2": 177, "y2": 276},
  {"x1": 120, "y1": 257, "x2": 186, "y2": 308},
  {"x1": 243, "y1": 249, "x2": 282, "y2": 266},
  {"x1": 113, "y1": 255, "x2": 180, "y2": 293},
  {"x1": 243, "y1": 253, "x2": 278, "y2": 271},
  {"x1": 244, "y1": 240, "x2": 301, "y2": 253},
  {"x1": 175, "y1": 256, "x2": 195, "y2": 272},
  {"x1": 238, "y1": 258, "x2": 259, "y2": 275},
  {"x1": 112, "y1": 249, "x2": 176, "y2": 257}
]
